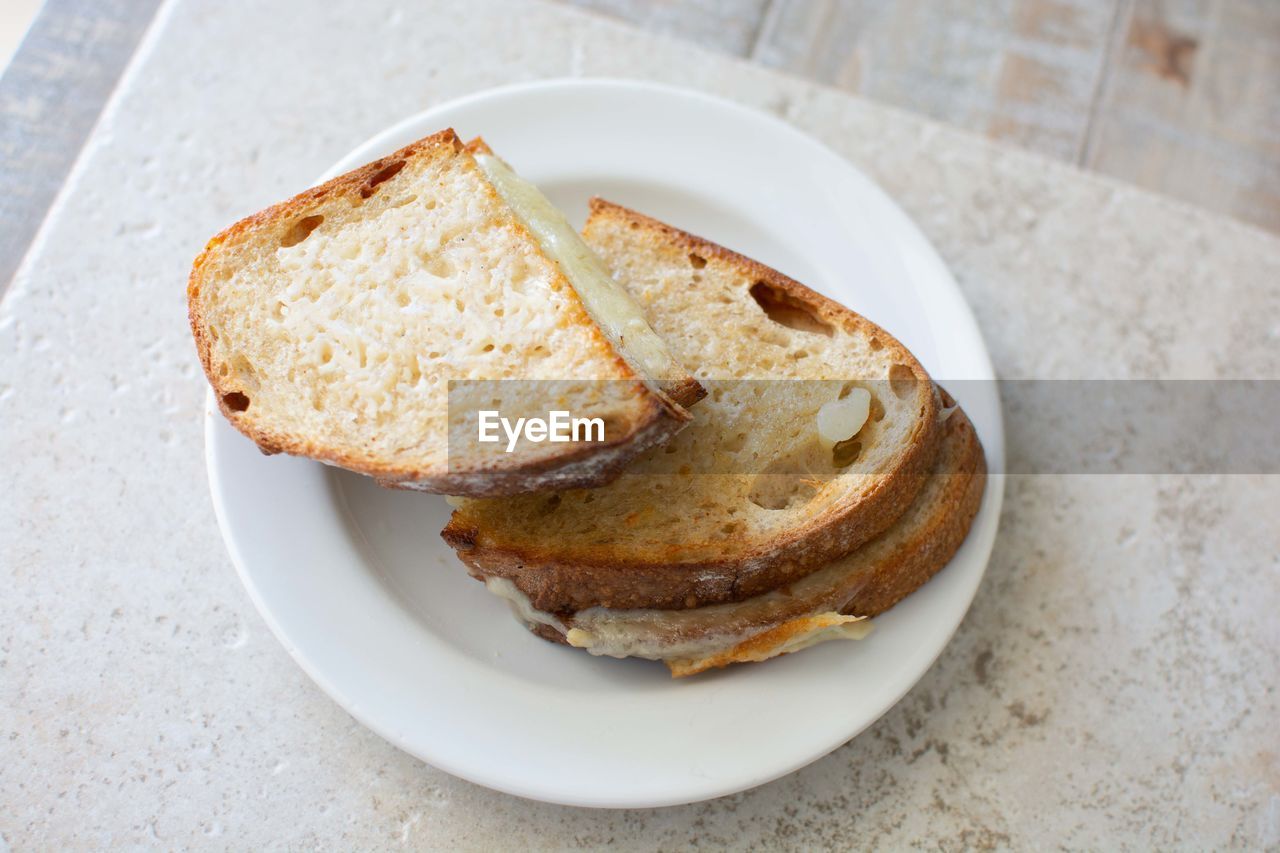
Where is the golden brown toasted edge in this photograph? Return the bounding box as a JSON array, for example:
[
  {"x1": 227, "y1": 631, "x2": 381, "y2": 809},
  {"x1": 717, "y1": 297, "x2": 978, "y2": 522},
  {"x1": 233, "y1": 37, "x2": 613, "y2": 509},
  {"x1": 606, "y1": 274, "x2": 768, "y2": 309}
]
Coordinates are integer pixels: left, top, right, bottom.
[
  {"x1": 463, "y1": 136, "x2": 494, "y2": 156},
  {"x1": 672, "y1": 400, "x2": 986, "y2": 676},
  {"x1": 841, "y1": 400, "x2": 985, "y2": 619},
  {"x1": 442, "y1": 200, "x2": 942, "y2": 607},
  {"x1": 375, "y1": 389, "x2": 691, "y2": 497},
  {"x1": 464, "y1": 139, "x2": 705, "y2": 411},
  {"x1": 526, "y1": 399, "x2": 986, "y2": 677},
  {"x1": 666, "y1": 613, "x2": 871, "y2": 678},
  {"x1": 188, "y1": 130, "x2": 689, "y2": 496}
]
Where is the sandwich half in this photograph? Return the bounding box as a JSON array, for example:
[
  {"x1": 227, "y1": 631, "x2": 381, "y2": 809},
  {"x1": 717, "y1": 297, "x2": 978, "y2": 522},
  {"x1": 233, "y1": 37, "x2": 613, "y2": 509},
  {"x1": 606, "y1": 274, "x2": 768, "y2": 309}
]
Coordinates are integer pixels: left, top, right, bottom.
[
  {"x1": 445, "y1": 203, "x2": 986, "y2": 675},
  {"x1": 444, "y1": 201, "x2": 945, "y2": 611},
  {"x1": 493, "y1": 397, "x2": 985, "y2": 676},
  {"x1": 189, "y1": 131, "x2": 702, "y2": 496}
]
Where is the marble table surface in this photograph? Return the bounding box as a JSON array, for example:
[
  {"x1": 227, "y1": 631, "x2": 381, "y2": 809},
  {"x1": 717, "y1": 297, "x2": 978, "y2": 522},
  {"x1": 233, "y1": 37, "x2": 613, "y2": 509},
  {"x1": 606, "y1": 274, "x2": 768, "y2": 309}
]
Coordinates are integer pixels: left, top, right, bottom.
[{"x1": 2, "y1": 0, "x2": 1277, "y2": 848}]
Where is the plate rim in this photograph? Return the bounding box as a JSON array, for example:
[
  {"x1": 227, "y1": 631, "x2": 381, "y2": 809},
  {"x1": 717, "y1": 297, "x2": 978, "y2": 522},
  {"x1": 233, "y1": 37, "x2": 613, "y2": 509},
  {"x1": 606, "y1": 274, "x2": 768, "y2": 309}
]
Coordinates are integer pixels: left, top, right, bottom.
[{"x1": 205, "y1": 76, "x2": 1005, "y2": 808}]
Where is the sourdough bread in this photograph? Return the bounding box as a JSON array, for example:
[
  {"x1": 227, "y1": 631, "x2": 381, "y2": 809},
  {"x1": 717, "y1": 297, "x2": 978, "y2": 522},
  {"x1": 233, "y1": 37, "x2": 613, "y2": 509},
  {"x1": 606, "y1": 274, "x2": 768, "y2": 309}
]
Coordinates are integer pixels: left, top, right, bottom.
[
  {"x1": 189, "y1": 131, "x2": 697, "y2": 495},
  {"x1": 444, "y1": 201, "x2": 942, "y2": 608}
]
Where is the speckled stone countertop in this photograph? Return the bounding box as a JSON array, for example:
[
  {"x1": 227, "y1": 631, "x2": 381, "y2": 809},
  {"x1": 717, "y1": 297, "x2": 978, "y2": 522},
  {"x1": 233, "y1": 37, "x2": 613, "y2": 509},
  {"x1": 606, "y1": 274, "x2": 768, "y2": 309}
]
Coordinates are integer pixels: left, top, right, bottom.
[{"x1": 3, "y1": 0, "x2": 1278, "y2": 848}]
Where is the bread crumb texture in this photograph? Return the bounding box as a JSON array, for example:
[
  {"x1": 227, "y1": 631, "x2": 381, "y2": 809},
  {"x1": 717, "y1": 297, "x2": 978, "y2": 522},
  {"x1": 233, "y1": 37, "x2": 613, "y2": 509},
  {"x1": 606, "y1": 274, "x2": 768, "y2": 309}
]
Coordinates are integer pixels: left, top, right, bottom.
[{"x1": 190, "y1": 133, "x2": 651, "y2": 482}]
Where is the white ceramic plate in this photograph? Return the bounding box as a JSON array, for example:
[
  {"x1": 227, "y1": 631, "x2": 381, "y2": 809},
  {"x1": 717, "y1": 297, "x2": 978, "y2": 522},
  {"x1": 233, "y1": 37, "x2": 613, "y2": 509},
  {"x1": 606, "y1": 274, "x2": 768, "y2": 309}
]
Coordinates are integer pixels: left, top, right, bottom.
[{"x1": 206, "y1": 79, "x2": 1004, "y2": 808}]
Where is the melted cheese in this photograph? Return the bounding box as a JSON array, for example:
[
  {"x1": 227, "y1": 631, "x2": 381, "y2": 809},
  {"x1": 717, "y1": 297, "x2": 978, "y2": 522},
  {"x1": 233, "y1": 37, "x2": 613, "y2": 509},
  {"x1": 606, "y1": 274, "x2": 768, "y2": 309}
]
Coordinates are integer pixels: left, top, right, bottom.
[
  {"x1": 475, "y1": 153, "x2": 685, "y2": 394},
  {"x1": 483, "y1": 577, "x2": 565, "y2": 633},
  {"x1": 481, "y1": 576, "x2": 872, "y2": 674},
  {"x1": 666, "y1": 613, "x2": 872, "y2": 677}
]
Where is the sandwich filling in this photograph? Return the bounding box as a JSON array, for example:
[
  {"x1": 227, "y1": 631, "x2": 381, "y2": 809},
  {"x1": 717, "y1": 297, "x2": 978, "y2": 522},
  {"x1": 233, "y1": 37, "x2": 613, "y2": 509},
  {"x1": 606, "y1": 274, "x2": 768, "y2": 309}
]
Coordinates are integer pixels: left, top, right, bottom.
[
  {"x1": 482, "y1": 575, "x2": 871, "y2": 672},
  {"x1": 474, "y1": 154, "x2": 699, "y2": 406}
]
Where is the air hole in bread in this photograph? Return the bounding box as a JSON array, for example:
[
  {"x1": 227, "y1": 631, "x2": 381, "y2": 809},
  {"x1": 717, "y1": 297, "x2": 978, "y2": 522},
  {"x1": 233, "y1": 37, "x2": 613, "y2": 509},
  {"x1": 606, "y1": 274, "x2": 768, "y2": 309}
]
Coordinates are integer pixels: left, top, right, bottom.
[
  {"x1": 426, "y1": 256, "x2": 455, "y2": 278},
  {"x1": 689, "y1": 253, "x2": 707, "y2": 269},
  {"x1": 396, "y1": 291, "x2": 410, "y2": 308},
  {"x1": 359, "y1": 159, "x2": 406, "y2": 199},
  {"x1": 542, "y1": 494, "x2": 561, "y2": 514},
  {"x1": 507, "y1": 258, "x2": 532, "y2": 293},
  {"x1": 870, "y1": 394, "x2": 885, "y2": 422},
  {"x1": 753, "y1": 324, "x2": 782, "y2": 347},
  {"x1": 722, "y1": 432, "x2": 748, "y2": 453},
  {"x1": 832, "y1": 439, "x2": 862, "y2": 468},
  {"x1": 889, "y1": 363, "x2": 915, "y2": 399},
  {"x1": 230, "y1": 354, "x2": 257, "y2": 384},
  {"x1": 749, "y1": 281, "x2": 833, "y2": 337},
  {"x1": 319, "y1": 343, "x2": 333, "y2": 364},
  {"x1": 869, "y1": 337, "x2": 883, "y2": 351},
  {"x1": 749, "y1": 473, "x2": 817, "y2": 511},
  {"x1": 280, "y1": 215, "x2": 324, "y2": 247},
  {"x1": 222, "y1": 391, "x2": 250, "y2": 412}
]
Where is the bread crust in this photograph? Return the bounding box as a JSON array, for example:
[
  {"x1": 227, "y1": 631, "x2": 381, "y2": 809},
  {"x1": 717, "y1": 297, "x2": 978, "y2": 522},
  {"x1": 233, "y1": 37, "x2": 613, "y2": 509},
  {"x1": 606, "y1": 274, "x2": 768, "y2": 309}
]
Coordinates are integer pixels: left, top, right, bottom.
[
  {"x1": 373, "y1": 389, "x2": 686, "y2": 496},
  {"x1": 188, "y1": 131, "x2": 691, "y2": 496},
  {"x1": 443, "y1": 201, "x2": 942, "y2": 608}
]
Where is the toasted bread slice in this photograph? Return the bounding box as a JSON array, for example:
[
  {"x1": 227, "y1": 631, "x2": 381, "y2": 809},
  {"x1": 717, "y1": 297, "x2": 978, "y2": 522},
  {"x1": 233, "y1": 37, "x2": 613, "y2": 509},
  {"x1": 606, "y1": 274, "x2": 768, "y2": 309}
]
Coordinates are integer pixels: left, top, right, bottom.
[
  {"x1": 494, "y1": 401, "x2": 984, "y2": 676},
  {"x1": 189, "y1": 131, "x2": 700, "y2": 496},
  {"x1": 444, "y1": 201, "x2": 942, "y2": 609}
]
